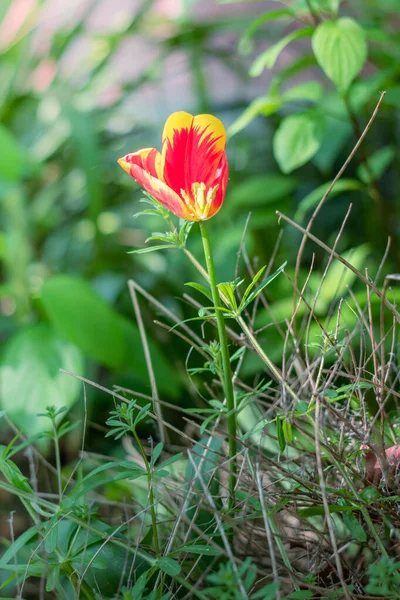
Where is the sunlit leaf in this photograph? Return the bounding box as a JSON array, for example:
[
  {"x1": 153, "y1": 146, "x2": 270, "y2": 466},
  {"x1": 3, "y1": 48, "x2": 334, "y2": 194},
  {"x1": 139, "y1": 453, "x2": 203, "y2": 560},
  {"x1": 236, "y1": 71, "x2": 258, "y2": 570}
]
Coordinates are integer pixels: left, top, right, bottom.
[
  {"x1": 312, "y1": 18, "x2": 367, "y2": 93},
  {"x1": 250, "y1": 28, "x2": 313, "y2": 76},
  {"x1": 273, "y1": 111, "x2": 326, "y2": 173},
  {"x1": 0, "y1": 324, "x2": 83, "y2": 434}
]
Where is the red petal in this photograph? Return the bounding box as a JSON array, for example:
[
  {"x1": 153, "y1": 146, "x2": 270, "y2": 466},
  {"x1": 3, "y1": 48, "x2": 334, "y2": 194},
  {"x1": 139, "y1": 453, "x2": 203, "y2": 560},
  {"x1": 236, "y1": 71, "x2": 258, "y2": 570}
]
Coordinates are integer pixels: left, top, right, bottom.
[
  {"x1": 162, "y1": 113, "x2": 227, "y2": 196},
  {"x1": 119, "y1": 148, "x2": 162, "y2": 179},
  {"x1": 207, "y1": 153, "x2": 229, "y2": 219},
  {"x1": 118, "y1": 155, "x2": 191, "y2": 220}
]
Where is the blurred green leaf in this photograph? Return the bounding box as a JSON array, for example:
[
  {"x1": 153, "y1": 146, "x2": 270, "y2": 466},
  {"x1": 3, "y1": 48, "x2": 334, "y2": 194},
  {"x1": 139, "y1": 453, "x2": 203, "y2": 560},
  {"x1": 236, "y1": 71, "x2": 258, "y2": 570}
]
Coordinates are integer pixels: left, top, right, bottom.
[
  {"x1": 226, "y1": 174, "x2": 296, "y2": 210},
  {"x1": 41, "y1": 275, "x2": 127, "y2": 369},
  {"x1": 284, "y1": 591, "x2": 314, "y2": 599},
  {"x1": 64, "y1": 107, "x2": 103, "y2": 222},
  {"x1": 298, "y1": 505, "x2": 358, "y2": 517},
  {"x1": 40, "y1": 275, "x2": 181, "y2": 396},
  {"x1": 313, "y1": 113, "x2": 352, "y2": 172},
  {"x1": 342, "y1": 510, "x2": 367, "y2": 542},
  {"x1": 312, "y1": 0, "x2": 340, "y2": 12},
  {"x1": 155, "y1": 557, "x2": 181, "y2": 577},
  {"x1": 239, "y1": 10, "x2": 292, "y2": 55},
  {"x1": 250, "y1": 28, "x2": 313, "y2": 76},
  {"x1": 228, "y1": 96, "x2": 282, "y2": 137},
  {"x1": 315, "y1": 244, "x2": 370, "y2": 312},
  {"x1": 0, "y1": 324, "x2": 83, "y2": 434},
  {"x1": 357, "y1": 146, "x2": 396, "y2": 184},
  {"x1": 283, "y1": 81, "x2": 323, "y2": 103},
  {"x1": 312, "y1": 18, "x2": 367, "y2": 93},
  {"x1": 273, "y1": 110, "x2": 326, "y2": 173},
  {"x1": 0, "y1": 125, "x2": 23, "y2": 181},
  {"x1": 295, "y1": 178, "x2": 362, "y2": 222},
  {"x1": 252, "y1": 581, "x2": 280, "y2": 599},
  {"x1": 170, "y1": 544, "x2": 221, "y2": 556},
  {"x1": 276, "y1": 417, "x2": 286, "y2": 451}
]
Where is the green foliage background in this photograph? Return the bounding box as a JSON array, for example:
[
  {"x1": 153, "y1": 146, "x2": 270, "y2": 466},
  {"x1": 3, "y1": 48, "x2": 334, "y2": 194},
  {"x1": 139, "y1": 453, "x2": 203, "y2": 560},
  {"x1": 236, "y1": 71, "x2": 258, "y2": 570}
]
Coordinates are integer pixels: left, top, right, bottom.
[
  {"x1": 2, "y1": 0, "x2": 399, "y2": 433},
  {"x1": 1, "y1": 0, "x2": 400, "y2": 597}
]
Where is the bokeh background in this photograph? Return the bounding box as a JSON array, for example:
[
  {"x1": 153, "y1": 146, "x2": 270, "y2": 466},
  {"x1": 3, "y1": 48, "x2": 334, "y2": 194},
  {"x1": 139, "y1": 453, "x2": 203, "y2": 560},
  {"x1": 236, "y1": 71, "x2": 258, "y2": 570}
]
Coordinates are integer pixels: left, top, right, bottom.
[{"x1": 1, "y1": 0, "x2": 400, "y2": 546}]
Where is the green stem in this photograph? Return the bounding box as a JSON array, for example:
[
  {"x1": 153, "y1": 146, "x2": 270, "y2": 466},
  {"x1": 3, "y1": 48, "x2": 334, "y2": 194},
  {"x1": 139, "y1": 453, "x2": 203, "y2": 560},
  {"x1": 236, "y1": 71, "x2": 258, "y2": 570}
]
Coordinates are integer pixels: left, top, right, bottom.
[
  {"x1": 183, "y1": 247, "x2": 300, "y2": 404},
  {"x1": 52, "y1": 420, "x2": 63, "y2": 502},
  {"x1": 199, "y1": 222, "x2": 237, "y2": 508},
  {"x1": 133, "y1": 430, "x2": 160, "y2": 556}
]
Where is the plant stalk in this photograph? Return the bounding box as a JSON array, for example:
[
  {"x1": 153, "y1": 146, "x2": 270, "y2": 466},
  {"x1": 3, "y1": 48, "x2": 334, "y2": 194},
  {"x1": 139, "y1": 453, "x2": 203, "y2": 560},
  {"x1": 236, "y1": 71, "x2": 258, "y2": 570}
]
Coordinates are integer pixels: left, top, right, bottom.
[
  {"x1": 133, "y1": 430, "x2": 160, "y2": 556},
  {"x1": 199, "y1": 222, "x2": 237, "y2": 508},
  {"x1": 52, "y1": 420, "x2": 63, "y2": 502}
]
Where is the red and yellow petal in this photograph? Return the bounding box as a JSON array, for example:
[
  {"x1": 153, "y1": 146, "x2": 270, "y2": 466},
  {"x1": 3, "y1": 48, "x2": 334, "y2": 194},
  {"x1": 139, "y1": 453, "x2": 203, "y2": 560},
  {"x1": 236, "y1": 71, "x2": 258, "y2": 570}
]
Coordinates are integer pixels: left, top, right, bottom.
[
  {"x1": 118, "y1": 147, "x2": 162, "y2": 180},
  {"x1": 123, "y1": 162, "x2": 192, "y2": 220},
  {"x1": 161, "y1": 112, "x2": 193, "y2": 149},
  {"x1": 207, "y1": 154, "x2": 229, "y2": 219},
  {"x1": 192, "y1": 114, "x2": 226, "y2": 154},
  {"x1": 161, "y1": 111, "x2": 227, "y2": 196}
]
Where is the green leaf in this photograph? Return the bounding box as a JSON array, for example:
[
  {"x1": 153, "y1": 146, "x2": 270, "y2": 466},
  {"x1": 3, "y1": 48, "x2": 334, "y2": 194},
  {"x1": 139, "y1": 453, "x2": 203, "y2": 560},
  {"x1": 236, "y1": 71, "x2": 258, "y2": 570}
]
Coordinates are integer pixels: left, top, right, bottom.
[
  {"x1": 239, "y1": 10, "x2": 292, "y2": 54},
  {"x1": 313, "y1": 110, "x2": 352, "y2": 172},
  {"x1": 296, "y1": 400, "x2": 308, "y2": 414},
  {"x1": 0, "y1": 324, "x2": 83, "y2": 434},
  {"x1": 357, "y1": 146, "x2": 396, "y2": 184},
  {"x1": 150, "y1": 442, "x2": 163, "y2": 468},
  {"x1": 312, "y1": 0, "x2": 340, "y2": 12},
  {"x1": 342, "y1": 511, "x2": 367, "y2": 542},
  {"x1": 228, "y1": 96, "x2": 283, "y2": 137},
  {"x1": 298, "y1": 505, "x2": 358, "y2": 517},
  {"x1": 252, "y1": 581, "x2": 280, "y2": 599},
  {"x1": 68, "y1": 461, "x2": 145, "y2": 500},
  {"x1": 129, "y1": 572, "x2": 149, "y2": 600},
  {"x1": 0, "y1": 125, "x2": 23, "y2": 181},
  {"x1": 284, "y1": 592, "x2": 314, "y2": 599},
  {"x1": 250, "y1": 28, "x2": 313, "y2": 76},
  {"x1": 282, "y1": 419, "x2": 293, "y2": 444},
  {"x1": 129, "y1": 244, "x2": 176, "y2": 255},
  {"x1": 170, "y1": 544, "x2": 221, "y2": 556},
  {"x1": 283, "y1": 81, "x2": 323, "y2": 103},
  {"x1": 240, "y1": 262, "x2": 286, "y2": 310},
  {"x1": 157, "y1": 452, "x2": 184, "y2": 469},
  {"x1": 273, "y1": 111, "x2": 326, "y2": 173},
  {"x1": 0, "y1": 526, "x2": 38, "y2": 569},
  {"x1": 241, "y1": 266, "x2": 266, "y2": 305},
  {"x1": 217, "y1": 282, "x2": 237, "y2": 311},
  {"x1": 276, "y1": 418, "x2": 286, "y2": 452},
  {"x1": 41, "y1": 275, "x2": 180, "y2": 395},
  {"x1": 41, "y1": 275, "x2": 128, "y2": 369},
  {"x1": 294, "y1": 178, "x2": 362, "y2": 222},
  {"x1": 43, "y1": 515, "x2": 59, "y2": 554},
  {"x1": 185, "y1": 282, "x2": 213, "y2": 302},
  {"x1": 312, "y1": 18, "x2": 367, "y2": 93},
  {"x1": 155, "y1": 557, "x2": 181, "y2": 577}
]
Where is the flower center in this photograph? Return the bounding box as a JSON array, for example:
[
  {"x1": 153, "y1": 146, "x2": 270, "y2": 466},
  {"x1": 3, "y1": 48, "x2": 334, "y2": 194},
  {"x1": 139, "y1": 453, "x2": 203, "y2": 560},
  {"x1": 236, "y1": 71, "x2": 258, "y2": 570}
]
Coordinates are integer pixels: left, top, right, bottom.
[{"x1": 180, "y1": 182, "x2": 219, "y2": 220}]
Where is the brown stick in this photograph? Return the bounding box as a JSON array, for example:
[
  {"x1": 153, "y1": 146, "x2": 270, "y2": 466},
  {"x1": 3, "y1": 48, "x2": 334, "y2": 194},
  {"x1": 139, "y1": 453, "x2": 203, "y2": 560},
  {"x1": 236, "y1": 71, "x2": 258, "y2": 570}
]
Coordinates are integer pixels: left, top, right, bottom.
[{"x1": 294, "y1": 91, "x2": 386, "y2": 308}]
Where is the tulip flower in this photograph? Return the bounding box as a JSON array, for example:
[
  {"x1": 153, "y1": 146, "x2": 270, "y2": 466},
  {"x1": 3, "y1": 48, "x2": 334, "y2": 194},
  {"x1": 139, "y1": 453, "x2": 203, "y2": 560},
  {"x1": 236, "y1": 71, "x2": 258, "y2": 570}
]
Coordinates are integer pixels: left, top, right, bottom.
[{"x1": 118, "y1": 111, "x2": 228, "y2": 221}]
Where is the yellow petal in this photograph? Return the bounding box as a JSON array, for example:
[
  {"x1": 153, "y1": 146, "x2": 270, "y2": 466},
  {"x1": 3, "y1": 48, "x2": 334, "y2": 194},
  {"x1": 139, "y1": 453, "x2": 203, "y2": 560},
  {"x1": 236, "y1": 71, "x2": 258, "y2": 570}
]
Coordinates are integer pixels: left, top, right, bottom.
[
  {"x1": 162, "y1": 111, "x2": 193, "y2": 147},
  {"x1": 192, "y1": 114, "x2": 226, "y2": 153}
]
